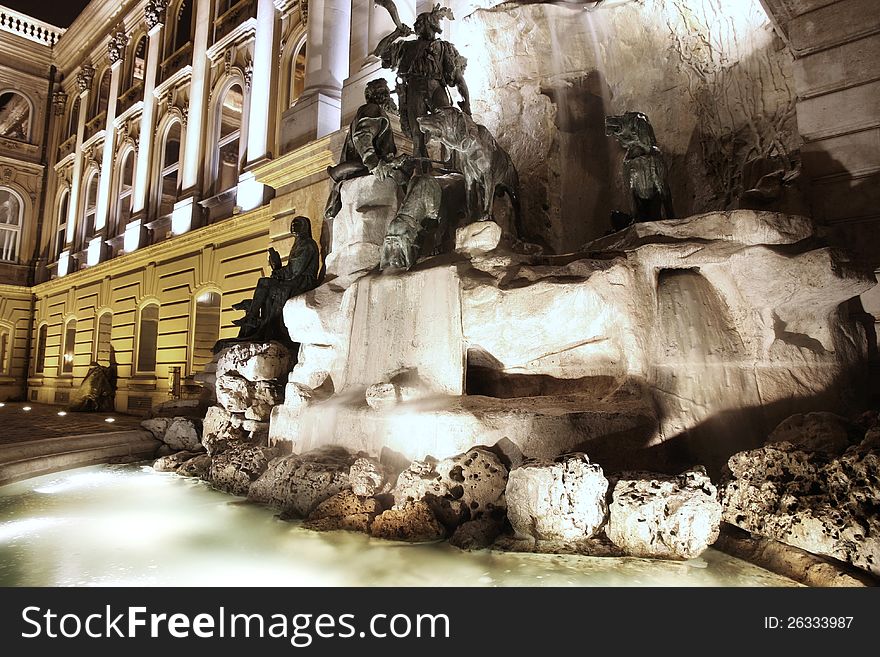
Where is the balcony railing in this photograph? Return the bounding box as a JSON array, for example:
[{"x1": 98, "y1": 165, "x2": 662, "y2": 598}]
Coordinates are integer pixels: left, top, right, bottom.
[
  {"x1": 117, "y1": 83, "x2": 143, "y2": 116},
  {"x1": 0, "y1": 5, "x2": 64, "y2": 47},
  {"x1": 214, "y1": 0, "x2": 256, "y2": 44},
  {"x1": 84, "y1": 111, "x2": 106, "y2": 141},
  {"x1": 160, "y1": 41, "x2": 193, "y2": 84},
  {"x1": 58, "y1": 134, "x2": 76, "y2": 159}
]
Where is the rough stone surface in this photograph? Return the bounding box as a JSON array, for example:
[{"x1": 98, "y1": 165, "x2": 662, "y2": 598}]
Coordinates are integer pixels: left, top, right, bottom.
[
  {"x1": 349, "y1": 457, "x2": 393, "y2": 497},
  {"x1": 247, "y1": 446, "x2": 356, "y2": 518},
  {"x1": 506, "y1": 453, "x2": 608, "y2": 541},
  {"x1": 216, "y1": 341, "x2": 293, "y2": 382},
  {"x1": 455, "y1": 221, "x2": 503, "y2": 255},
  {"x1": 370, "y1": 501, "x2": 446, "y2": 542},
  {"x1": 141, "y1": 417, "x2": 171, "y2": 441},
  {"x1": 303, "y1": 489, "x2": 385, "y2": 533},
  {"x1": 208, "y1": 444, "x2": 278, "y2": 496},
  {"x1": 767, "y1": 412, "x2": 858, "y2": 454},
  {"x1": 723, "y1": 434, "x2": 880, "y2": 577},
  {"x1": 216, "y1": 374, "x2": 252, "y2": 414},
  {"x1": 607, "y1": 468, "x2": 722, "y2": 560},
  {"x1": 177, "y1": 454, "x2": 212, "y2": 479},
  {"x1": 244, "y1": 381, "x2": 285, "y2": 421},
  {"x1": 162, "y1": 417, "x2": 202, "y2": 451},
  {"x1": 152, "y1": 450, "x2": 199, "y2": 472},
  {"x1": 450, "y1": 518, "x2": 505, "y2": 551},
  {"x1": 202, "y1": 405, "x2": 247, "y2": 455}
]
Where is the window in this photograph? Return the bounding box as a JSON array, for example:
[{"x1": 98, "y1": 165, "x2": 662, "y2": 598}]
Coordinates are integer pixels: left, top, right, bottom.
[
  {"x1": 159, "y1": 122, "x2": 182, "y2": 216},
  {"x1": 136, "y1": 304, "x2": 159, "y2": 373},
  {"x1": 215, "y1": 84, "x2": 243, "y2": 193},
  {"x1": 192, "y1": 291, "x2": 220, "y2": 373},
  {"x1": 62, "y1": 319, "x2": 77, "y2": 374},
  {"x1": 0, "y1": 187, "x2": 23, "y2": 263},
  {"x1": 131, "y1": 36, "x2": 147, "y2": 86},
  {"x1": 0, "y1": 91, "x2": 31, "y2": 142},
  {"x1": 56, "y1": 190, "x2": 69, "y2": 259},
  {"x1": 80, "y1": 172, "x2": 99, "y2": 251},
  {"x1": 173, "y1": 1, "x2": 194, "y2": 52},
  {"x1": 289, "y1": 40, "x2": 307, "y2": 106},
  {"x1": 116, "y1": 150, "x2": 135, "y2": 233},
  {"x1": 95, "y1": 69, "x2": 111, "y2": 118},
  {"x1": 95, "y1": 312, "x2": 112, "y2": 365},
  {"x1": 67, "y1": 97, "x2": 80, "y2": 140},
  {"x1": 35, "y1": 324, "x2": 48, "y2": 374},
  {"x1": 0, "y1": 327, "x2": 10, "y2": 375}
]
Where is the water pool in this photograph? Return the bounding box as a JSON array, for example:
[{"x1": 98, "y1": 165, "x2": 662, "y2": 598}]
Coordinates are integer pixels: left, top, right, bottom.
[{"x1": 0, "y1": 464, "x2": 797, "y2": 587}]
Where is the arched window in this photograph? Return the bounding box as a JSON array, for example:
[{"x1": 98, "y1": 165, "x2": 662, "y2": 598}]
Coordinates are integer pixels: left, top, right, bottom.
[
  {"x1": 67, "y1": 97, "x2": 80, "y2": 140},
  {"x1": 0, "y1": 91, "x2": 32, "y2": 142},
  {"x1": 159, "y1": 122, "x2": 182, "y2": 216},
  {"x1": 80, "y1": 172, "x2": 99, "y2": 250},
  {"x1": 172, "y1": 1, "x2": 194, "y2": 53},
  {"x1": 136, "y1": 304, "x2": 159, "y2": 373},
  {"x1": 131, "y1": 36, "x2": 147, "y2": 87},
  {"x1": 95, "y1": 312, "x2": 113, "y2": 365},
  {"x1": 94, "y1": 69, "x2": 112, "y2": 118},
  {"x1": 55, "y1": 189, "x2": 70, "y2": 259},
  {"x1": 192, "y1": 291, "x2": 220, "y2": 373},
  {"x1": 62, "y1": 318, "x2": 77, "y2": 375},
  {"x1": 116, "y1": 150, "x2": 135, "y2": 233},
  {"x1": 35, "y1": 323, "x2": 48, "y2": 375},
  {"x1": 0, "y1": 187, "x2": 23, "y2": 263},
  {"x1": 215, "y1": 83, "x2": 243, "y2": 193},
  {"x1": 0, "y1": 325, "x2": 10, "y2": 375},
  {"x1": 289, "y1": 40, "x2": 307, "y2": 107}
]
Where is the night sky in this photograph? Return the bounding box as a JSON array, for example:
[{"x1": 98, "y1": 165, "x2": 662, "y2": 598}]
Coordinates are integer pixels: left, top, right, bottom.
[{"x1": 4, "y1": 0, "x2": 92, "y2": 28}]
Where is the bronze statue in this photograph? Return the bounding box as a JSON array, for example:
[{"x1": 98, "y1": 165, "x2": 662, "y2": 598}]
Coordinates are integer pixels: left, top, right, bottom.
[
  {"x1": 69, "y1": 358, "x2": 117, "y2": 412},
  {"x1": 220, "y1": 216, "x2": 320, "y2": 349},
  {"x1": 373, "y1": 2, "x2": 471, "y2": 159},
  {"x1": 417, "y1": 107, "x2": 522, "y2": 235},
  {"x1": 324, "y1": 79, "x2": 405, "y2": 221},
  {"x1": 605, "y1": 112, "x2": 674, "y2": 222}
]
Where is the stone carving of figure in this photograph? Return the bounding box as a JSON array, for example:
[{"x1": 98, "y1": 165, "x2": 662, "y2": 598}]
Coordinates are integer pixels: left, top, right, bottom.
[
  {"x1": 373, "y1": 1, "x2": 471, "y2": 160},
  {"x1": 324, "y1": 78, "x2": 403, "y2": 221},
  {"x1": 224, "y1": 216, "x2": 320, "y2": 348},
  {"x1": 605, "y1": 112, "x2": 674, "y2": 222}
]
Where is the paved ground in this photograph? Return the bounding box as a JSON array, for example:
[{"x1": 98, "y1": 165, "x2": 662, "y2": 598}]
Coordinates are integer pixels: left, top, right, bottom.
[{"x1": 0, "y1": 401, "x2": 143, "y2": 445}]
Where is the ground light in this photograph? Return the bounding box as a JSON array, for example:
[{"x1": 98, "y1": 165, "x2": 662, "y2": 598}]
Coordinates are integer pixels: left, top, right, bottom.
[
  {"x1": 57, "y1": 411, "x2": 67, "y2": 416},
  {"x1": 22, "y1": 406, "x2": 31, "y2": 411},
  {"x1": 105, "y1": 418, "x2": 115, "y2": 423}
]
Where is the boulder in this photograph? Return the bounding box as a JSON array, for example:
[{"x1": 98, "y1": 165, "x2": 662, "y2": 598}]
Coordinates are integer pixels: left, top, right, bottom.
[
  {"x1": 202, "y1": 405, "x2": 247, "y2": 455},
  {"x1": 141, "y1": 417, "x2": 171, "y2": 441},
  {"x1": 370, "y1": 501, "x2": 446, "y2": 542},
  {"x1": 505, "y1": 453, "x2": 608, "y2": 541},
  {"x1": 450, "y1": 518, "x2": 504, "y2": 551},
  {"x1": 244, "y1": 381, "x2": 284, "y2": 421},
  {"x1": 177, "y1": 454, "x2": 212, "y2": 479},
  {"x1": 216, "y1": 341, "x2": 293, "y2": 382},
  {"x1": 723, "y1": 437, "x2": 880, "y2": 577},
  {"x1": 216, "y1": 374, "x2": 252, "y2": 414},
  {"x1": 606, "y1": 468, "x2": 722, "y2": 560},
  {"x1": 303, "y1": 490, "x2": 386, "y2": 533},
  {"x1": 152, "y1": 450, "x2": 199, "y2": 472},
  {"x1": 208, "y1": 444, "x2": 278, "y2": 496},
  {"x1": 349, "y1": 456, "x2": 393, "y2": 497},
  {"x1": 247, "y1": 446, "x2": 356, "y2": 517},
  {"x1": 766, "y1": 412, "x2": 858, "y2": 455},
  {"x1": 162, "y1": 417, "x2": 202, "y2": 451}
]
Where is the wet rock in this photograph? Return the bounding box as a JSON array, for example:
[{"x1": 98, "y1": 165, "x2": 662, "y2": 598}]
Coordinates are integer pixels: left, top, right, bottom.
[
  {"x1": 209, "y1": 444, "x2": 278, "y2": 496},
  {"x1": 177, "y1": 454, "x2": 212, "y2": 479},
  {"x1": 244, "y1": 381, "x2": 285, "y2": 421},
  {"x1": 505, "y1": 453, "x2": 608, "y2": 541},
  {"x1": 248, "y1": 446, "x2": 356, "y2": 517},
  {"x1": 450, "y1": 517, "x2": 505, "y2": 551},
  {"x1": 141, "y1": 417, "x2": 171, "y2": 441},
  {"x1": 202, "y1": 406, "x2": 247, "y2": 455},
  {"x1": 723, "y1": 438, "x2": 880, "y2": 577},
  {"x1": 162, "y1": 417, "x2": 202, "y2": 452},
  {"x1": 766, "y1": 412, "x2": 857, "y2": 455},
  {"x1": 371, "y1": 501, "x2": 446, "y2": 542},
  {"x1": 153, "y1": 450, "x2": 199, "y2": 472},
  {"x1": 216, "y1": 341, "x2": 293, "y2": 382},
  {"x1": 349, "y1": 456, "x2": 393, "y2": 497},
  {"x1": 303, "y1": 490, "x2": 385, "y2": 533},
  {"x1": 606, "y1": 468, "x2": 722, "y2": 560},
  {"x1": 216, "y1": 374, "x2": 252, "y2": 414}
]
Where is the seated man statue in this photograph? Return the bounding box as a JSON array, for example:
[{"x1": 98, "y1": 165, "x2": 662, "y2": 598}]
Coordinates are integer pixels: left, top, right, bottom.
[
  {"x1": 324, "y1": 78, "x2": 403, "y2": 221},
  {"x1": 226, "y1": 216, "x2": 320, "y2": 347}
]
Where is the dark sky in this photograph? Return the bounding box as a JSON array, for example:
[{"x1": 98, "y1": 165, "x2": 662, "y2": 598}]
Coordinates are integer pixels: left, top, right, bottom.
[{"x1": 4, "y1": 0, "x2": 92, "y2": 28}]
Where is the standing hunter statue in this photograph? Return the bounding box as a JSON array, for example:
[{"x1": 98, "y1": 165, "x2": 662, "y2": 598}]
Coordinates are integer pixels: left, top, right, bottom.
[{"x1": 373, "y1": 0, "x2": 471, "y2": 160}]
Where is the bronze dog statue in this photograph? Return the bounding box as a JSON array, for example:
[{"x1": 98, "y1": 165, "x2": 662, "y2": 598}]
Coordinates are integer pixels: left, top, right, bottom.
[{"x1": 605, "y1": 111, "x2": 674, "y2": 222}]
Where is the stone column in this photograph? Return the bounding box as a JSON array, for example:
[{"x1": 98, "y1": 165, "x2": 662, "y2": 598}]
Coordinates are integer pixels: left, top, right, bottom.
[
  {"x1": 65, "y1": 65, "x2": 94, "y2": 250},
  {"x1": 237, "y1": 0, "x2": 279, "y2": 212},
  {"x1": 94, "y1": 27, "x2": 128, "y2": 239},
  {"x1": 279, "y1": 0, "x2": 351, "y2": 152},
  {"x1": 174, "y1": 0, "x2": 212, "y2": 234}
]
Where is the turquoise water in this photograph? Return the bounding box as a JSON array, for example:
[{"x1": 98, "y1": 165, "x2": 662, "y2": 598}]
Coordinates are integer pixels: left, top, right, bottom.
[{"x1": 0, "y1": 464, "x2": 797, "y2": 587}]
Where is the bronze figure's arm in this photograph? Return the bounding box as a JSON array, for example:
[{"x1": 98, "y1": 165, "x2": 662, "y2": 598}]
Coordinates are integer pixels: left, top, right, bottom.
[{"x1": 373, "y1": 0, "x2": 412, "y2": 59}]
